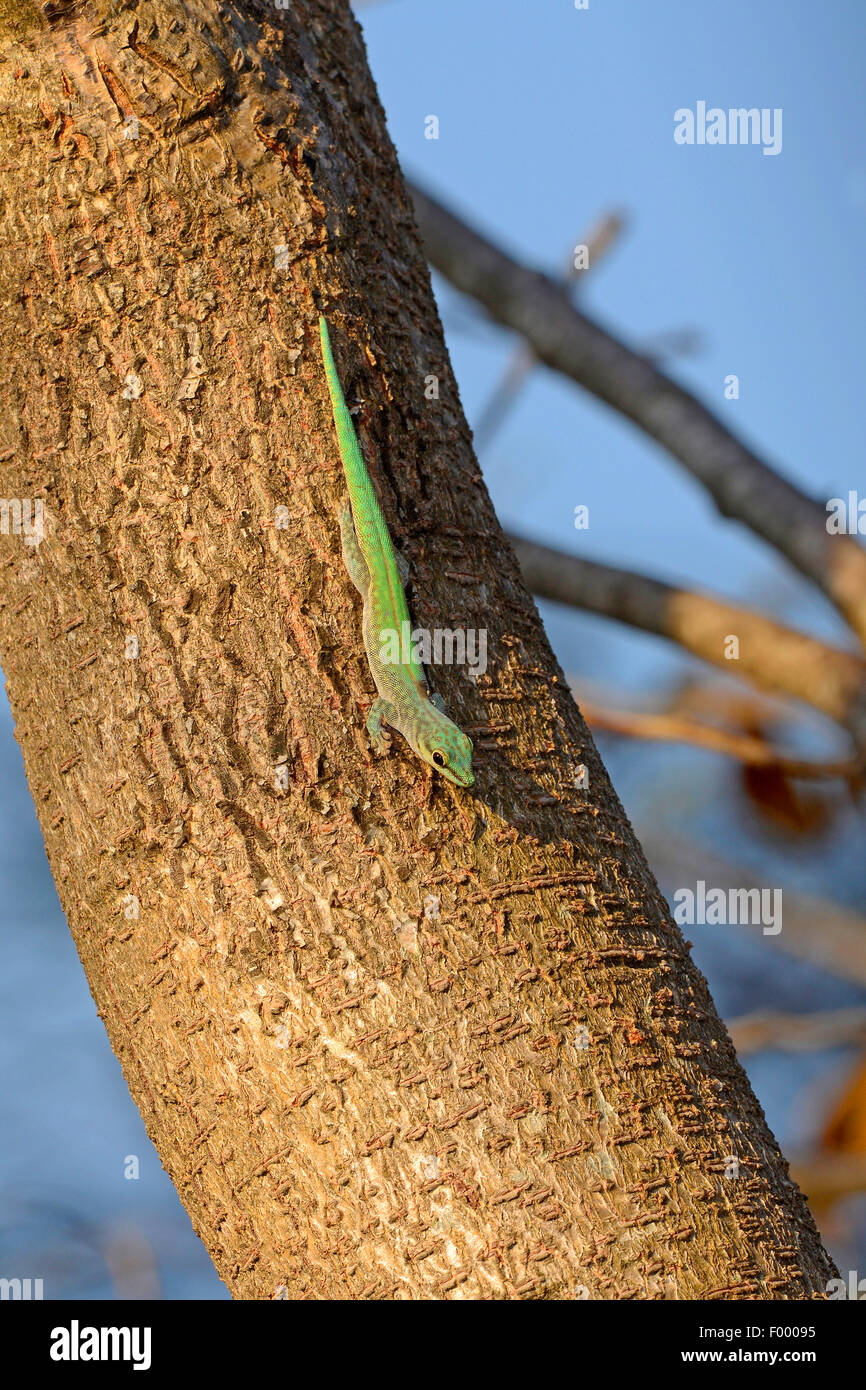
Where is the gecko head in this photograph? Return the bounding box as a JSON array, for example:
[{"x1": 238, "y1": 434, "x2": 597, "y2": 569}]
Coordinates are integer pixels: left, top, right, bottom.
[{"x1": 419, "y1": 714, "x2": 474, "y2": 789}]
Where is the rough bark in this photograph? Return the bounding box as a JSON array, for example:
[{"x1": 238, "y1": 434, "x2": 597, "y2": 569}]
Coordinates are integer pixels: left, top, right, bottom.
[{"x1": 0, "y1": 0, "x2": 837, "y2": 1298}]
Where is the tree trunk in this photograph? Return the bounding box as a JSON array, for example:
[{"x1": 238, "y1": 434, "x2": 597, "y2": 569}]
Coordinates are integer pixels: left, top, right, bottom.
[{"x1": 0, "y1": 0, "x2": 836, "y2": 1299}]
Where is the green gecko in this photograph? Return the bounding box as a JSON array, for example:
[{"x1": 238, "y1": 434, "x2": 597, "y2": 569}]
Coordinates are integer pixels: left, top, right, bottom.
[{"x1": 319, "y1": 315, "x2": 474, "y2": 789}]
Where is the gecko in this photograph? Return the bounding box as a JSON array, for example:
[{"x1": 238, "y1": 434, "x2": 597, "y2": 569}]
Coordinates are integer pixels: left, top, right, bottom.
[{"x1": 319, "y1": 315, "x2": 474, "y2": 789}]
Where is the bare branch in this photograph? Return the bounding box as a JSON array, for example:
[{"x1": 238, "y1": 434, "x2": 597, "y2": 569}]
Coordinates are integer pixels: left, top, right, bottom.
[
  {"x1": 409, "y1": 181, "x2": 866, "y2": 649},
  {"x1": 639, "y1": 326, "x2": 704, "y2": 363},
  {"x1": 729, "y1": 1009, "x2": 866, "y2": 1055},
  {"x1": 472, "y1": 342, "x2": 536, "y2": 451},
  {"x1": 789, "y1": 1154, "x2": 866, "y2": 1206},
  {"x1": 576, "y1": 696, "x2": 859, "y2": 780},
  {"x1": 512, "y1": 534, "x2": 866, "y2": 749}
]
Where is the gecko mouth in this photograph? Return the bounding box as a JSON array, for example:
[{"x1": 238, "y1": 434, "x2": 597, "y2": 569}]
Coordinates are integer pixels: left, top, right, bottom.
[{"x1": 445, "y1": 768, "x2": 475, "y2": 789}]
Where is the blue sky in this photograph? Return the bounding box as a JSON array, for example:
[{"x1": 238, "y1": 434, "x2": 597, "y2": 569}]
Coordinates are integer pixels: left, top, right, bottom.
[{"x1": 360, "y1": 0, "x2": 865, "y2": 656}]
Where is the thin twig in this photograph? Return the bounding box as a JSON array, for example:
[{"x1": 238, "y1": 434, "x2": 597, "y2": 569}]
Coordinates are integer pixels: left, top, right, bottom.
[
  {"x1": 475, "y1": 213, "x2": 625, "y2": 449},
  {"x1": 577, "y1": 697, "x2": 859, "y2": 780},
  {"x1": 728, "y1": 1008, "x2": 866, "y2": 1055}
]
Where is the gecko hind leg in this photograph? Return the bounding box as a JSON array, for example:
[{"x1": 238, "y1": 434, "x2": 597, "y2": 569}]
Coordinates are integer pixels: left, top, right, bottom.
[
  {"x1": 366, "y1": 697, "x2": 396, "y2": 756},
  {"x1": 339, "y1": 505, "x2": 369, "y2": 596},
  {"x1": 394, "y1": 547, "x2": 411, "y2": 587}
]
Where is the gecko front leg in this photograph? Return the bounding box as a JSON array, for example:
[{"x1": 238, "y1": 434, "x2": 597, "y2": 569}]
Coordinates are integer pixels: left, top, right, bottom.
[{"x1": 366, "y1": 697, "x2": 396, "y2": 756}]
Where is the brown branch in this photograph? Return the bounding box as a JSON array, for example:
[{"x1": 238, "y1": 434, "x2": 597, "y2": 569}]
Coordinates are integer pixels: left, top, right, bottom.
[
  {"x1": 512, "y1": 534, "x2": 866, "y2": 750},
  {"x1": 728, "y1": 1009, "x2": 866, "y2": 1055},
  {"x1": 576, "y1": 697, "x2": 859, "y2": 780},
  {"x1": 789, "y1": 1154, "x2": 866, "y2": 1206},
  {"x1": 409, "y1": 181, "x2": 866, "y2": 650}
]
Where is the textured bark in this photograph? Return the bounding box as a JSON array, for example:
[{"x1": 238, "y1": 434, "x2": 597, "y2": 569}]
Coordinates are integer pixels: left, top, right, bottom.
[{"x1": 0, "y1": 0, "x2": 837, "y2": 1299}]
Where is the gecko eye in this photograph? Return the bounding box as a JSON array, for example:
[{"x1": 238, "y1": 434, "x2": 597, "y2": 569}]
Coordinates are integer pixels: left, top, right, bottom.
[{"x1": 431, "y1": 750, "x2": 448, "y2": 768}]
